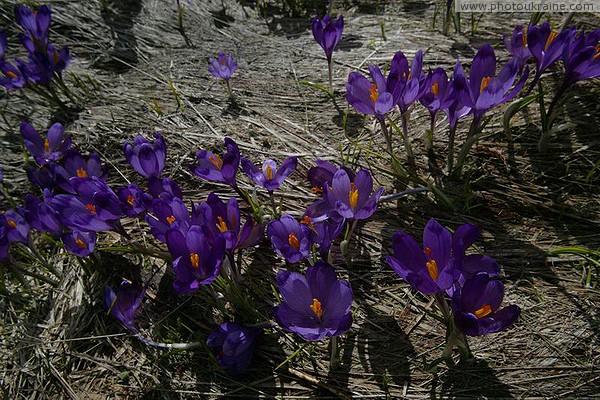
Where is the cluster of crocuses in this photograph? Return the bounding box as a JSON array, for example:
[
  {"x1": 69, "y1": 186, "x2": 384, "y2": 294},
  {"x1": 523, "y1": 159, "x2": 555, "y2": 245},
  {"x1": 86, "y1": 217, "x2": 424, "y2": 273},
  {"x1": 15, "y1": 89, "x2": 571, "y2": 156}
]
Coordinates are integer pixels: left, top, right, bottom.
[
  {"x1": 0, "y1": 4, "x2": 70, "y2": 91},
  {"x1": 387, "y1": 219, "x2": 520, "y2": 362}
]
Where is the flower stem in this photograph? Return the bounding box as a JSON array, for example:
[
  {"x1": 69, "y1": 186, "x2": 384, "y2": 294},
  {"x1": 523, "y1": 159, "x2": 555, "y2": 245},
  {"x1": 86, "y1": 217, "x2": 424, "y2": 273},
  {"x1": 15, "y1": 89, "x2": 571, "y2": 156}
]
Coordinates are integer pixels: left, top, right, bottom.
[
  {"x1": 330, "y1": 336, "x2": 340, "y2": 369},
  {"x1": 268, "y1": 190, "x2": 278, "y2": 218},
  {"x1": 447, "y1": 124, "x2": 457, "y2": 172},
  {"x1": 226, "y1": 79, "x2": 233, "y2": 98},
  {"x1": 400, "y1": 112, "x2": 416, "y2": 175},
  {"x1": 327, "y1": 57, "x2": 333, "y2": 93},
  {"x1": 451, "y1": 116, "x2": 481, "y2": 178},
  {"x1": 378, "y1": 117, "x2": 393, "y2": 155}
]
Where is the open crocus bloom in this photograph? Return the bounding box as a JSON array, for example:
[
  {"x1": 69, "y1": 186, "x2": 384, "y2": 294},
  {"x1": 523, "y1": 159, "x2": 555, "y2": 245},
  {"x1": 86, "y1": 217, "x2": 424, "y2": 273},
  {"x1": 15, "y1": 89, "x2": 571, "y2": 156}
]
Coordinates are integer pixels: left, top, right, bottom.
[
  {"x1": 241, "y1": 156, "x2": 297, "y2": 192},
  {"x1": 452, "y1": 272, "x2": 520, "y2": 336},
  {"x1": 209, "y1": 52, "x2": 238, "y2": 81},
  {"x1": 274, "y1": 261, "x2": 353, "y2": 341},
  {"x1": 346, "y1": 65, "x2": 397, "y2": 119},
  {"x1": 322, "y1": 168, "x2": 384, "y2": 220},
  {"x1": 21, "y1": 122, "x2": 71, "y2": 165},
  {"x1": 192, "y1": 137, "x2": 240, "y2": 188},
  {"x1": 267, "y1": 214, "x2": 312, "y2": 263}
]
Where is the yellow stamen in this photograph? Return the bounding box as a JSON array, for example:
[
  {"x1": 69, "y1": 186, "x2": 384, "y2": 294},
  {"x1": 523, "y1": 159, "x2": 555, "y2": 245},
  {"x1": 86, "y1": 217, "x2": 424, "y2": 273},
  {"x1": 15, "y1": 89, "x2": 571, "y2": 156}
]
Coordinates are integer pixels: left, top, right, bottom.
[
  {"x1": 349, "y1": 182, "x2": 359, "y2": 209},
  {"x1": 369, "y1": 83, "x2": 379, "y2": 103},
  {"x1": 216, "y1": 216, "x2": 228, "y2": 233},
  {"x1": 126, "y1": 194, "x2": 135, "y2": 206},
  {"x1": 426, "y1": 259, "x2": 439, "y2": 280},
  {"x1": 312, "y1": 185, "x2": 323, "y2": 194},
  {"x1": 44, "y1": 138, "x2": 50, "y2": 153},
  {"x1": 6, "y1": 71, "x2": 17, "y2": 79},
  {"x1": 166, "y1": 215, "x2": 176, "y2": 225},
  {"x1": 545, "y1": 31, "x2": 558, "y2": 50},
  {"x1": 75, "y1": 238, "x2": 87, "y2": 249},
  {"x1": 480, "y1": 76, "x2": 492, "y2": 93},
  {"x1": 288, "y1": 233, "x2": 300, "y2": 250},
  {"x1": 86, "y1": 204, "x2": 96, "y2": 215},
  {"x1": 474, "y1": 304, "x2": 492, "y2": 319},
  {"x1": 76, "y1": 167, "x2": 88, "y2": 178},
  {"x1": 266, "y1": 165, "x2": 274, "y2": 180},
  {"x1": 190, "y1": 253, "x2": 200, "y2": 269},
  {"x1": 522, "y1": 32, "x2": 528, "y2": 47},
  {"x1": 209, "y1": 154, "x2": 223, "y2": 169},
  {"x1": 7, "y1": 219, "x2": 17, "y2": 229},
  {"x1": 594, "y1": 45, "x2": 600, "y2": 61},
  {"x1": 301, "y1": 215, "x2": 312, "y2": 226},
  {"x1": 309, "y1": 298, "x2": 323, "y2": 318},
  {"x1": 431, "y1": 82, "x2": 439, "y2": 95}
]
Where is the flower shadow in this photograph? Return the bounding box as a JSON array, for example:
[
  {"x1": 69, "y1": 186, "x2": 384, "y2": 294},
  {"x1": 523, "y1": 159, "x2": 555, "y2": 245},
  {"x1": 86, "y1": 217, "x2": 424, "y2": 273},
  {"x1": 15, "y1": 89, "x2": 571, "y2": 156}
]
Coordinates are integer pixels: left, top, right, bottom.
[{"x1": 440, "y1": 358, "x2": 515, "y2": 398}]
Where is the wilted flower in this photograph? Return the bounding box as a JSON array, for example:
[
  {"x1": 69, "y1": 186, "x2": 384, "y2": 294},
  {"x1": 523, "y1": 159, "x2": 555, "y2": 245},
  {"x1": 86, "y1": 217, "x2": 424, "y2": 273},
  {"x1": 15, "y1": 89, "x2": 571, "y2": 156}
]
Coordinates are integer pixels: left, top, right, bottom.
[
  {"x1": 123, "y1": 133, "x2": 166, "y2": 179},
  {"x1": 209, "y1": 51, "x2": 237, "y2": 81},
  {"x1": 62, "y1": 230, "x2": 96, "y2": 257},
  {"x1": 104, "y1": 280, "x2": 144, "y2": 332},
  {"x1": 166, "y1": 225, "x2": 226, "y2": 294},
  {"x1": 452, "y1": 272, "x2": 520, "y2": 336},
  {"x1": 206, "y1": 323, "x2": 262, "y2": 376},
  {"x1": 322, "y1": 168, "x2": 384, "y2": 220},
  {"x1": 192, "y1": 137, "x2": 240, "y2": 188},
  {"x1": 266, "y1": 214, "x2": 312, "y2": 263},
  {"x1": 21, "y1": 122, "x2": 71, "y2": 165},
  {"x1": 240, "y1": 156, "x2": 297, "y2": 192},
  {"x1": 274, "y1": 261, "x2": 353, "y2": 341},
  {"x1": 312, "y1": 15, "x2": 344, "y2": 62}
]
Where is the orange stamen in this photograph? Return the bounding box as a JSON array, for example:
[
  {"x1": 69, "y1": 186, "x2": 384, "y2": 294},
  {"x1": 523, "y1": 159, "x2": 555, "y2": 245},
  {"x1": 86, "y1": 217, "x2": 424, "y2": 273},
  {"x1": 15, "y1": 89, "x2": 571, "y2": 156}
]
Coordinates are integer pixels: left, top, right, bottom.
[
  {"x1": 480, "y1": 76, "x2": 492, "y2": 93},
  {"x1": 266, "y1": 165, "x2": 274, "y2": 180},
  {"x1": 7, "y1": 219, "x2": 17, "y2": 229},
  {"x1": 288, "y1": 233, "x2": 300, "y2": 250},
  {"x1": 6, "y1": 71, "x2": 17, "y2": 79},
  {"x1": 431, "y1": 82, "x2": 439, "y2": 95},
  {"x1": 301, "y1": 215, "x2": 312, "y2": 226},
  {"x1": 594, "y1": 45, "x2": 600, "y2": 61},
  {"x1": 369, "y1": 83, "x2": 379, "y2": 103},
  {"x1": 424, "y1": 246, "x2": 432, "y2": 257},
  {"x1": 426, "y1": 259, "x2": 439, "y2": 280},
  {"x1": 86, "y1": 204, "x2": 96, "y2": 215},
  {"x1": 522, "y1": 32, "x2": 528, "y2": 47},
  {"x1": 312, "y1": 185, "x2": 323, "y2": 194},
  {"x1": 76, "y1": 167, "x2": 88, "y2": 178},
  {"x1": 75, "y1": 238, "x2": 87, "y2": 249},
  {"x1": 209, "y1": 154, "x2": 223, "y2": 169},
  {"x1": 309, "y1": 298, "x2": 323, "y2": 318},
  {"x1": 126, "y1": 194, "x2": 135, "y2": 206},
  {"x1": 349, "y1": 182, "x2": 359, "y2": 209},
  {"x1": 220, "y1": 57, "x2": 226, "y2": 65},
  {"x1": 216, "y1": 216, "x2": 228, "y2": 233},
  {"x1": 44, "y1": 138, "x2": 50, "y2": 153},
  {"x1": 166, "y1": 215, "x2": 176, "y2": 225},
  {"x1": 545, "y1": 31, "x2": 558, "y2": 50},
  {"x1": 474, "y1": 304, "x2": 492, "y2": 319},
  {"x1": 190, "y1": 253, "x2": 200, "y2": 269}
]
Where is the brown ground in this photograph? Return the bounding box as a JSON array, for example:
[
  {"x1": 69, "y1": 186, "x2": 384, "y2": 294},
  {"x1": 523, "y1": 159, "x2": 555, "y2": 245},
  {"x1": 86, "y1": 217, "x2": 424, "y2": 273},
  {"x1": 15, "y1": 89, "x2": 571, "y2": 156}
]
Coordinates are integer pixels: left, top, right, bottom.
[{"x1": 1, "y1": 0, "x2": 599, "y2": 398}]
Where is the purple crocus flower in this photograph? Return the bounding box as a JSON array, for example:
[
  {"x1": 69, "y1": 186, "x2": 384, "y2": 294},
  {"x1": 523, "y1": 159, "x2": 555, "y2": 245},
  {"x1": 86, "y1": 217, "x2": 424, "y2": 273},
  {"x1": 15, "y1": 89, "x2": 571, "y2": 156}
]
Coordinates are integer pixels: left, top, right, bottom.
[
  {"x1": 2, "y1": 210, "x2": 29, "y2": 244},
  {"x1": 240, "y1": 156, "x2": 297, "y2": 192},
  {"x1": 53, "y1": 149, "x2": 106, "y2": 193},
  {"x1": 192, "y1": 138, "x2": 240, "y2": 188},
  {"x1": 387, "y1": 50, "x2": 425, "y2": 113},
  {"x1": 274, "y1": 261, "x2": 353, "y2": 341},
  {"x1": 15, "y1": 4, "x2": 51, "y2": 53},
  {"x1": 527, "y1": 23, "x2": 575, "y2": 89},
  {"x1": 146, "y1": 195, "x2": 190, "y2": 242},
  {"x1": 312, "y1": 15, "x2": 344, "y2": 62},
  {"x1": 166, "y1": 225, "x2": 226, "y2": 294},
  {"x1": 452, "y1": 272, "x2": 520, "y2": 337},
  {"x1": 562, "y1": 30, "x2": 600, "y2": 86},
  {"x1": 209, "y1": 52, "x2": 237, "y2": 81},
  {"x1": 444, "y1": 62, "x2": 472, "y2": 130},
  {"x1": 303, "y1": 215, "x2": 344, "y2": 259},
  {"x1": 0, "y1": 61, "x2": 26, "y2": 89},
  {"x1": 23, "y1": 193, "x2": 60, "y2": 235},
  {"x1": 117, "y1": 184, "x2": 149, "y2": 217},
  {"x1": 420, "y1": 67, "x2": 451, "y2": 117},
  {"x1": 322, "y1": 168, "x2": 384, "y2": 220},
  {"x1": 123, "y1": 133, "x2": 166, "y2": 179},
  {"x1": 386, "y1": 218, "x2": 462, "y2": 295},
  {"x1": 51, "y1": 178, "x2": 122, "y2": 232},
  {"x1": 504, "y1": 25, "x2": 532, "y2": 68},
  {"x1": 206, "y1": 323, "x2": 262, "y2": 376},
  {"x1": 307, "y1": 159, "x2": 355, "y2": 196},
  {"x1": 147, "y1": 176, "x2": 183, "y2": 199},
  {"x1": 27, "y1": 165, "x2": 56, "y2": 190},
  {"x1": 21, "y1": 122, "x2": 71, "y2": 165},
  {"x1": 104, "y1": 280, "x2": 144, "y2": 332},
  {"x1": 346, "y1": 65, "x2": 396, "y2": 120},
  {"x1": 62, "y1": 230, "x2": 96, "y2": 257},
  {"x1": 266, "y1": 214, "x2": 312, "y2": 263},
  {"x1": 459, "y1": 44, "x2": 529, "y2": 122}
]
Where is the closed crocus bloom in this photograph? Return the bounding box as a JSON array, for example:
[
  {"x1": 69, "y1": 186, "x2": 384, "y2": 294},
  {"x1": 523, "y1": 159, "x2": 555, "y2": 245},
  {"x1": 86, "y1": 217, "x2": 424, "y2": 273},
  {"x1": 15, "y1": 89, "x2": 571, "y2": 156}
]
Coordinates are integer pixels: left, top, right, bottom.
[
  {"x1": 166, "y1": 225, "x2": 226, "y2": 294},
  {"x1": 274, "y1": 261, "x2": 353, "y2": 341},
  {"x1": 147, "y1": 176, "x2": 183, "y2": 199},
  {"x1": 53, "y1": 149, "x2": 106, "y2": 193},
  {"x1": 209, "y1": 52, "x2": 237, "y2": 81},
  {"x1": 267, "y1": 214, "x2": 312, "y2": 263},
  {"x1": 23, "y1": 193, "x2": 61, "y2": 235},
  {"x1": 123, "y1": 133, "x2": 166, "y2": 179},
  {"x1": 241, "y1": 156, "x2": 297, "y2": 192},
  {"x1": 443, "y1": 62, "x2": 472, "y2": 130},
  {"x1": 452, "y1": 272, "x2": 520, "y2": 337},
  {"x1": 62, "y1": 230, "x2": 96, "y2": 257},
  {"x1": 562, "y1": 30, "x2": 600, "y2": 86},
  {"x1": 387, "y1": 50, "x2": 425, "y2": 113},
  {"x1": 15, "y1": 4, "x2": 51, "y2": 53},
  {"x1": 2, "y1": 210, "x2": 29, "y2": 244},
  {"x1": 206, "y1": 323, "x2": 262, "y2": 376},
  {"x1": 145, "y1": 195, "x2": 190, "y2": 242},
  {"x1": 504, "y1": 25, "x2": 532, "y2": 68},
  {"x1": 346, "y1": 65, "x2": 396, "y2": 120},
  {"x1": 307, "y1": 159, "x2": 355, "y2": 196},
  {"x1": 192, "y1": 137, "x2": 240, "y2": 188},
  {"x1": 459, "y1": 44, "x2": 529, "y2": 122},
  {"x1": 104, "y1": 280, "x2": 144, "y2": 332},
  {"x1": 27, "y1": 165, "x2": 56, "y2": 190},
  {"x1": 312, "y1": 15, "x2": 344, "y2": 62},
  {"x1": 21, "y1": 122, "x2": 71, "y2": 165},
  {"x1": 322, "y1": 169, "x2": 384, "y2": 221},
  {"x1": 387, "y1": 218, "x2": 460, "y2": 295}
]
